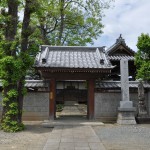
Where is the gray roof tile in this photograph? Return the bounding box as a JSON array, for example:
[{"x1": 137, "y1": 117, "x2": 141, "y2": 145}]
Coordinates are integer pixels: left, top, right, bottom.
[
  {"x1": 108, "y1": 55, "x2": 134, "y2": 61},
  {"x1": 35, "y1": 46, "x2": 113, "y2": 69}
]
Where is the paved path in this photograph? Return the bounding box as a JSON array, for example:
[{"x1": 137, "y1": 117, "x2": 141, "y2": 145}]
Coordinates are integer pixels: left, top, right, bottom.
[
  {"x1": 44, "y1": 102, "x2": 103, "y2": 126},
  {"x1": 60, "y1": 106, "x2": 82, "y2": 116},
  {"x1": 59, "y1": 101, "x2": 87, "y2": 117},
  {"x1": 43, "y1": 125, "x2": 106, "y2": 150}
]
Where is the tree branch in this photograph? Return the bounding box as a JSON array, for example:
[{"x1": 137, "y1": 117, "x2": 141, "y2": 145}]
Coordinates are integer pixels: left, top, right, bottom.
[{"x1": 64, "y1": 0, "x2": 87, "y2": 10}]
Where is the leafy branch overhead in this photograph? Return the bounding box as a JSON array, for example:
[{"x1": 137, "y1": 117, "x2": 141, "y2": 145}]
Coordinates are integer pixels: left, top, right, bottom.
[{"x1": 36, "y1": 0, "x2": 114, "y2": 46}]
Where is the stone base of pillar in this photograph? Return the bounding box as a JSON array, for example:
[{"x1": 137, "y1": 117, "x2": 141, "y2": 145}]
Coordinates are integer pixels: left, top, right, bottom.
[
  {"x1": 117, "y1": 101, "x2": 136, "y2": 125},
  {"x1": 117, "y1": 108, "x2": 136, "y2": 125}
]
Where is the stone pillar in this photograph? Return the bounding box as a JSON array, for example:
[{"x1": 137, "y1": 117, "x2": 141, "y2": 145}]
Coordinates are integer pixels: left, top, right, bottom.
[
  {"x1": 137, "y1": 79, "x2": 147, "y2": 116},
  {"x1": 136, "y1": 81, "x2": 150, "y2": 123},
  {"x1": 117, "y1": 59, "x2": 136, "y2": 124}
]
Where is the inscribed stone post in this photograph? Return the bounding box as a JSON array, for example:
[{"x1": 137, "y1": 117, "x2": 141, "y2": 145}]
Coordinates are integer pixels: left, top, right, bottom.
[
  {"x1": 121, "y1": 59, "x2": 129, "y2": 101},
  {"x1": 117, "y1": 59, "x2": 136, "y2": 124}
]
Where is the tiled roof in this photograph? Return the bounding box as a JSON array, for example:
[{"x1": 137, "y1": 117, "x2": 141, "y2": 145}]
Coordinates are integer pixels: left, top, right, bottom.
[
  {"x1": 34, "y1": 46, "x2": 113, "y2": 69},
  {"x1": 96, "y1": 81, "x2": 150, "y2": 89},
  {"x1": 107, "y1": 34, "x2": 135, "y2": 55},
  {"x1": 108, "y1": 55, "x2": 134, "y2": 61}
]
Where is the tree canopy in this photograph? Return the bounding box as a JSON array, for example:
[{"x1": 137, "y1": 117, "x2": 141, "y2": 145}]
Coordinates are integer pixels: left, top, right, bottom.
[
  {"x1": 135, "y1": 33, "x2": 150, "y2": 81},
  {"x1": 36, "y1": 0, "x2": 113, "y2": 46}
]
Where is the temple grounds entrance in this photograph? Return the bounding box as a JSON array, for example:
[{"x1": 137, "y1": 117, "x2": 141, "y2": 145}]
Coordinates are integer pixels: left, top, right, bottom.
[
  {"x1": 56, "y1": 81, "x2": 87, "y2": 119},
  {"x1": 35, "y1": 46, "x2": 114, "y2": 120}
]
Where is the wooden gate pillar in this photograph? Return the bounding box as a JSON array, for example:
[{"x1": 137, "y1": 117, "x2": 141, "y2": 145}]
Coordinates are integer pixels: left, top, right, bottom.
[
  {"x1": 88, "y1": 79, "x2": 95, "y2": 120},
  {"x1": 49, "y1": 78, "x2": 56, "y2": 120}
]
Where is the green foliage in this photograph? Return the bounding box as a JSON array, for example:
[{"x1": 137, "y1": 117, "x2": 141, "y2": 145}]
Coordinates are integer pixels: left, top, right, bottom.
[
  {"x1": 35, "y1": 0, "x2": 114, "y2": 46},
  {"x1": 7, "y1": 90, "x2": 18, "y2": 98},
  {"x1": 22, "y1": 87, "x2": 27, "y2": 95},
  {"x1": 0, "y1": 0, "x2": 40, "y2": 132},
  {"x1": 56, "y1": 104, "x2": 64, "y2": 112},
  {"x1": 135, "y1": 33, "x2": 150, "y2": 80},
  {"x1": 1, "y1": 87, "x2": 23, "y2": 132},
  {"x1": 1, "y1": 119, "x2": 24, "y2": 132}
]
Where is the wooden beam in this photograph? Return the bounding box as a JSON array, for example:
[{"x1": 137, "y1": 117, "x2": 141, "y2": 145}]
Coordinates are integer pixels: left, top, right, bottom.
[
  {"x1": 41, "y1": 72, "x2": 106, "y2": 80},
  {"x1": 49, "y1": 79, "x2": 56, "y2": 120},
  {"x1": 88, "y1": 79, "x2": 95, "y2": 120}
]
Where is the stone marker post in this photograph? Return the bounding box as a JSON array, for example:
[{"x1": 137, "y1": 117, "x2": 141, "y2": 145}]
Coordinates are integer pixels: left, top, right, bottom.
[
  {"x1": 136, "y1": 79, "x2": 150, "y2": 123},
  {"x1": 117, "y1": 59, "x2": 136, "y2": 124},
  {"x1": 137, "y1": 79, "x2": 147, "y2": 116}
]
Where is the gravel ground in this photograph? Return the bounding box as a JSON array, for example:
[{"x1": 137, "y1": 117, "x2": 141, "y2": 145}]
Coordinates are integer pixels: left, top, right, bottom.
[
  {"x1": 0, "y1": 121, "x2": 53, "y2": 150},
  {"x1": 93, "y1": 124, "x2": 150, "y2": 150}
]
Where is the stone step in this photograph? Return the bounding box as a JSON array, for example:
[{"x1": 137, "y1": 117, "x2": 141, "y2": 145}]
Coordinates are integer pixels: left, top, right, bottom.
[{"x1": 42, "y1": 119, "x2": 104, "y2": 127}]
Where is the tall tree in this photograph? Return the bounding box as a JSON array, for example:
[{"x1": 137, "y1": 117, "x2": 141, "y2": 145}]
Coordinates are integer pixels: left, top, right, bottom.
[
  {"x1": 37, "y1": 0, "x2": 113, "y2": 45},
  {"x1": 135, "y1": 33, "x2": 150, "y2": 81},
  {"x1": 0, "y1": 0, "x2": 40, "y2": 132}
]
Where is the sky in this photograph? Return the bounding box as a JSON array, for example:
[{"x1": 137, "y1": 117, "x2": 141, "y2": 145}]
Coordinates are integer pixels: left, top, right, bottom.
[{"x1": 93, "y1": 0, "x2": 150, "y2": 51}]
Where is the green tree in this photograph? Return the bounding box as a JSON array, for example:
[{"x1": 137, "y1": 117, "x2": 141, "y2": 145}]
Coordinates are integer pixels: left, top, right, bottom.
[
  {"x1": 0, "y1": 0, "x2": 41, "y2": 132},
  {"x1": 135, "y1": 33, "x2": 150, "y2": 81},
  {"x1": 37, "y1": 0, "x2": 113, "y2": 45}
]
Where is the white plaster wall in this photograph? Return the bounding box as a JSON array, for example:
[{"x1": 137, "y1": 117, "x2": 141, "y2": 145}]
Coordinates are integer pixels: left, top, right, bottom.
[
  {"x1": 94, "y1": 92, "x2": 139, "y2": 122},
  {"x1": 0, "y1": 92, "x2": 2, "y2": 116},
  {"x1": 147, "y1": 90, "x2": 150, "y2": 116},
  {"x1": 23, "y1": 92, "x2": 49, "y2": 120},
  {"x1": 0, "y1": 92, "x2": 49, "y2": 121}
]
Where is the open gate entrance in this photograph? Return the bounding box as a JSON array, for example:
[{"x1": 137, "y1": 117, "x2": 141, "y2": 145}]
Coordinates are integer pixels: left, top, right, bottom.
[{"x1": 56, "y1": 81, "x2": 87, "y2": 119}]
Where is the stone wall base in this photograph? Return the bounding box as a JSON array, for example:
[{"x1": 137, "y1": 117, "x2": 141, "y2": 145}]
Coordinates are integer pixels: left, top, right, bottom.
[
  {"x1": 95, "y1": 117, "x2": 117, "y2": 123},
  {"x1": 136, "y1": 116, "x2": 150, "y2": 124}
]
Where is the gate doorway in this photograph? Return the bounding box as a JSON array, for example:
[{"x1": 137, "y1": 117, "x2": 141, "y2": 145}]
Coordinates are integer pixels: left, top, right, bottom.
[{"x1": 56, "y1": 80, "x2": 87, "y2": 119}]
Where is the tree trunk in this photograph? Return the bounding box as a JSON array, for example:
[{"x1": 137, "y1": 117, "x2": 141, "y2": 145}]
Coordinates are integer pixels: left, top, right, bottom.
[
  {"x1": 17, "y1": 78, "x2": 25, "y2": 123},
  {"x1": 17, "y1": 0, "x2": 33, "y2": 123},
  {"x1": 5, "y1": 0, "x2": 18, "y2": 43},
  {"x1": 21, "y1": 0, "x2": 32, "y2": 52},
  {"x1": 2, "y1": 0, "x2": 18, "y2": 122},
  {"x1": 58, "y1": 0, "x2": 65, "y2": 45},
  {"x1": 40, "y1": 22, "x2": 50, "y2": 45}
]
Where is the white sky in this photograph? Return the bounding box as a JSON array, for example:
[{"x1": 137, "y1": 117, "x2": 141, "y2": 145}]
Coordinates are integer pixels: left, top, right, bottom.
[{"x1": 93, "y1": 0, "x2": 150, "y2": 51}]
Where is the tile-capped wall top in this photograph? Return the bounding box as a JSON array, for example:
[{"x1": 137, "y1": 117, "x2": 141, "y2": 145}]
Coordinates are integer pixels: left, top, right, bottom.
[{"x1": 96, "y1": 81, "x2": 150, "y2": 89}]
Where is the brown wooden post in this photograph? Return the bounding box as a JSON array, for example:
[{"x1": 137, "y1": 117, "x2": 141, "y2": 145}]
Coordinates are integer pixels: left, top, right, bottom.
[
  {"x1": 49, "y1": 78, "x2": 56, "y2": 120},
  {"x1": 88, "y1": 79, "x2": 95, "y2": 120}
]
